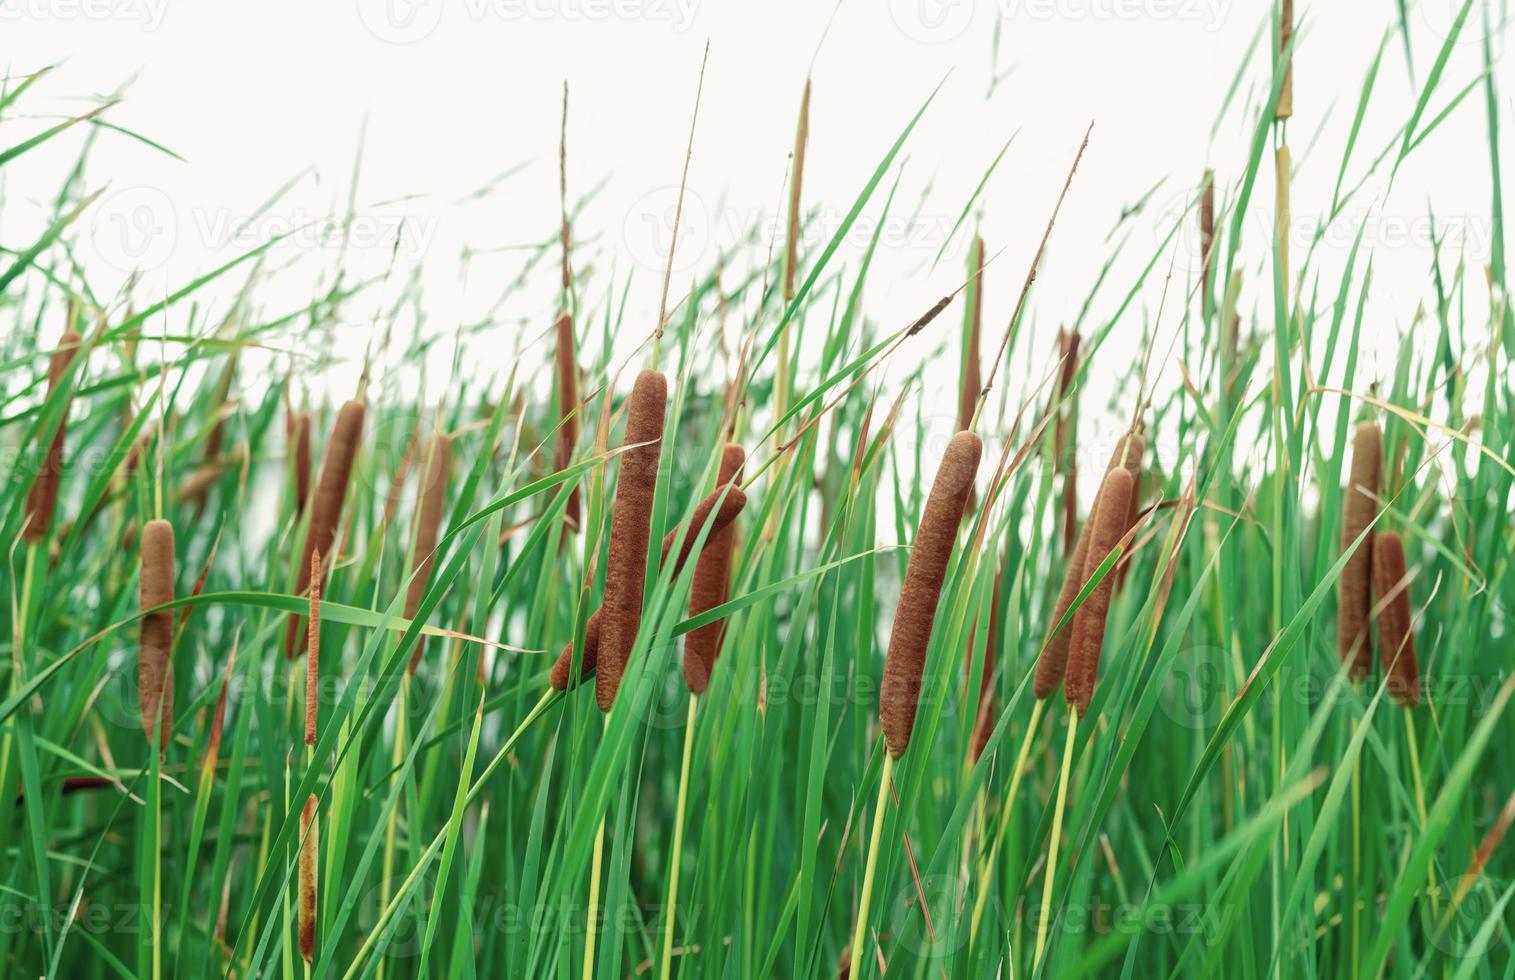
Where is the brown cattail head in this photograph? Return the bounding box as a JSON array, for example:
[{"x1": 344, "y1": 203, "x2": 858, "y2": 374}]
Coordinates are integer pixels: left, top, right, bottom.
[
  {"x1": 305, "y1": 550, "x2": 322, "y2": 746},
  {"x1": 298, "y1": 794, "x2": 318, "y2": 962},
  {"x1": 287, "y1": 400, "x2": 366, "y2": 658},
  {"x1": 293, "y1": 411, "x2": 312, "y2": 515},
  {"x1": 880, "y1": 431, "x2": 983, "y2": 758},
  {"x1": 595, "y1": 370, "x2": 668, "y2": 711},
  {"x1": 1034, "y1": 431, "x2": 1145, "y2": 699},
  {"x1": 139, "y1": 518, "x2": 176, "y2": 750},
  {"x1": 1276, "y1": 0, "x2": 1294, "y2": 120},
  {"x1": 406, "y1": 434, "x2": 452, "y2": 673},
  {"x1": 555, "y1": 311, "x2": 582, "y2": 530},
  {"x1": 660, "y1": 484, "x2": 746, "y2": 573},
  {"x1": 958, "y1": 236, "x2": 985, "y2": 434},
  {"x1": 23, "y1": 330, "x2": 82, "y2": 544},
  {"x1": 551, "y1": 611, "x2": 601, "y2": 692},
  {"x1": 1373, "y1": 531, "x2": 1419, "y2": 706},
  {"x1": 1337, "y1": 421, "x2": 1382, "y2": 677},
  {"x1": 1064, "y1": 467, "x2": 1135, "y2": 716},
  {"x1": 685, "y1": 444, "x2": 746, "y2": 694},
  {"x1": 969, "y1": 570, "x2": 1003, "y2": 762}
]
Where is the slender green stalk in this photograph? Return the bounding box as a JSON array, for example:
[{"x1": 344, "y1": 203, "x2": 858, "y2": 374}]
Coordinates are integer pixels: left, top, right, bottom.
[
  {"x1": 847, "y1": 753, "x2": 894, "y2": 979},
  {"x1": 1034, "y1": 707, "x2": 1078, "y2": 973},
  {"x1": 659, "y1": 695, "x2": 699, "y2": 980}
]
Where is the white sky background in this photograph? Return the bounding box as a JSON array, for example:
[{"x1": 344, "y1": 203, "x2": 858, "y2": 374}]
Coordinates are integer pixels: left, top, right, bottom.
[{"x1": 3, "y1": 0, "x2": 1510, "y2": 491}]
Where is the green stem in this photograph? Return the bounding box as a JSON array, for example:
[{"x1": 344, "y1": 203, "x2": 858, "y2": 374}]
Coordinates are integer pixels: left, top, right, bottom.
[
  {"x1": 848, "y1": 751, "x2": 894, "y2": 979},
  {"x1": 659, "y1": 695, "x2": 699, "y2": 980},
  {"x1": 1034, "y1": 706, "x2": 1078, "y2": 973}
]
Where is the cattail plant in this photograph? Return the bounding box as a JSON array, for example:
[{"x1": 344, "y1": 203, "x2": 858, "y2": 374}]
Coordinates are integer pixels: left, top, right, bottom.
[
  {"x1": 23, "y1": 330, "x2": 82, "y2": 544},
  {"x1": 1064, "y1": 467, "x2": 1135, "y2": 715},
  {"x1": 1338, "y1": 421, "x2": 1381, "y2": 677},
  {"x1": 1033, "y1": 431, "x2": 1144, "y2": 700},
  {"x1": 1276, "y1": 0, "x2": 1294, "y2": 120},
  {"x1": 685, "y1": 444, "x2": 745, "y2": 694},
  {"x1": 881, "y1": 430, "x2": 984, "y2": 756},
  {"x1": 1373, "y1": 531, "x2": 1420, "y2": 705},
  {"x1": 595, "y1": 370, "x2": 667, "y2": 710},
  {"x1": 292, "y1": 410, "x2": 312, "y2": 515},
  {"x1": 851, "y1": 430, "x2": 981, "y2": 978},
  {"x1": 555, "y1": 312, "x2": 582, "y2": 530},
  {"x1": 406, "y1": 433, "x2": 452, "y2": 672},
  {"x1": 552, "y1": 476, "x2": 745, "y2": 692},
  {"x1": 298, "y1": 794, "x2": 318, "y2": 962},
  {"x1": 1054, "y1": 330, "x2": 1081, "y2": 552},
  {"x1": 140, "y1": 518, "x2": 175, "y2": 750},
  {"x1": 306, "y1": 550, "x2": 321, "y2": 745},
  {"x1": 1275, "y1": 144, "x2": 1292, "y2": 311},
  {"x1": 286, "y1": 399, "x2": 366, "y2": 658}
]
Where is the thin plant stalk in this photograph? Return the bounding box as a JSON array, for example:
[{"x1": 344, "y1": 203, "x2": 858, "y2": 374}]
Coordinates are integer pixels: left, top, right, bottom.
[
  {"x1": 1033, "y1": 707, "x2": 1078, "y2": 972},
  {"x1": 658, "y1": 695, "x2": 699, "y2": 980},
  {"x1": 969, "y1": 697, "x2": 1048, "y2": 943},
  {"x1": 847, "y1": 753, "x2": 894, "y2": 979}
]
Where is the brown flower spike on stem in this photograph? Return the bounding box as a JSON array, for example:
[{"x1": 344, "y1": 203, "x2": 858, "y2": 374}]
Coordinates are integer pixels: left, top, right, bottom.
[
  {"x1": 299, "y1": 794, "x2": 318, "y2": 962},
  {"x1": 880, "y1": 431, "x2": 983, "y2": 758},
  {"x1": 1338, "y1": 421, "x2": 1381, "y2": 678},
  {"x1": 305, "y1": 550, "x2": 321, "y2": 746},
  {"x1": 1064, "y1": 467, "x2": 1134, "y2": 716},
  {"x1": 552, "y1": 473, "x2": 745, "y2": 692},
  {"x1": 286, "y1": 400, "x2": 366, "y2": 658},
  {"x1": 595, "y1": 370, "x2": 668, "y2": 711},
  {"x1": 23, "y1": 330, "x2": 82, "y2": 544},
  {"x1": 685, "y1": 444, "x2": 746, "y2": 694},
  {"x1": 140, "y1": 519, "x2": 176, "y2": 750},
  {"x1": 406, "y1": 434, "x2": 452, "y2": 672},
  {"x1": 1373, "y1": 531, "x2": 1420, "y2": 706},
  {"x1": 1033, "y1": 431, "x2": 1144, "y2": 700}
]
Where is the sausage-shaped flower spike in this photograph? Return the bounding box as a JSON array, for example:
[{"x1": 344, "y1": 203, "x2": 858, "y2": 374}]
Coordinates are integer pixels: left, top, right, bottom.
[
  {"x1": 595, "y1": 370, "x2": 668, "y2": 711},
  {"x1": 1064, "y1": 467, "x2": 1134, "y2": 716},
  {"x1": 140, "y1": 519, "x2": 176, "y2": 750},
  {"x1": 880, "y1": 431, "x2": 983, "y2": 758},
  {"x1": 1033, "y1": 431, "x2": 1144, "y2": 700},
  {"x1": 685, "y1": 444, "x2": 746, "y2": 694},
  {"x1": 1337, "y1": 421, "x2": 1382, "y2": 678},
  {"x1": 286, "y1": 400, "x2": 366, "y2": 658},
  {"x1": 1373, "y1": 531, "x2": 1420, "y2": 706}
]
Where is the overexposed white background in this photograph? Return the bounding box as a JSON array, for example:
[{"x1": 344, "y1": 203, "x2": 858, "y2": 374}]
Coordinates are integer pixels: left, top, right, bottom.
[{"x1": 3, "y1": 0, "x2": 1509, "y2": 483}]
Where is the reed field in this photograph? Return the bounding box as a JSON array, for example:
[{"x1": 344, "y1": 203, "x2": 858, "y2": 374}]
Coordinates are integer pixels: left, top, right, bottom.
[{"x1": 4, "y1": 2, "x2": 1515, "y2": 976}]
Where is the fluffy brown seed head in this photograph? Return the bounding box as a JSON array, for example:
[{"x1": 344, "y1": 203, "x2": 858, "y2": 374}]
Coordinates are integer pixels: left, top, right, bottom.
[
  {"x1": 685, "y1": 444, "x2": 746, "y2": 694},
  {"x1": 139, "y1": 518, "x2": 175, "y2": 750},
  {"x1": 880, "y1": 431, "x2": 983, "y2": 758},
  {"x1": 298, "y1": 794, "x2": 318, "y2": 963},
  {"x1": 660, "y1": 484, "x2": 746, "y2": 573},
  {"x1": 406, "y1": 434, "x2": 452, "y2": 673},
  {"x1": 1337, "y1": 421, "x2": 1381, "y2": 677},
  {"x1": 23, "y1": 330, "x2": 82, "y2": 544},
  {"x1": 1033, "y1": 431, "x2": 1145, "y2": 699},
  {"x1": 555, "y1": 311, "x2": 582, "y2": 530},
  {"x1": 595, "y1": 370, "x2": 668, "y2": 711},
  {"x1": 1373, "y1": 531, "x2": 1419, "y2": 706},
  {"x1": 293, "y1": 411, "x2": 312, "y2": 514},
  {"x1": 1064, "y1": 467, "x2": 1134, "y2": 716},
  {"x1": 287, "y1": 400, "x2": 366, "y2": 658},
  {"x1": 305, "y1": 550, "x2": 321, "y2": 746},
  {"x1": 551, "y1": 611, "x2": 602, "y2": 692}
]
